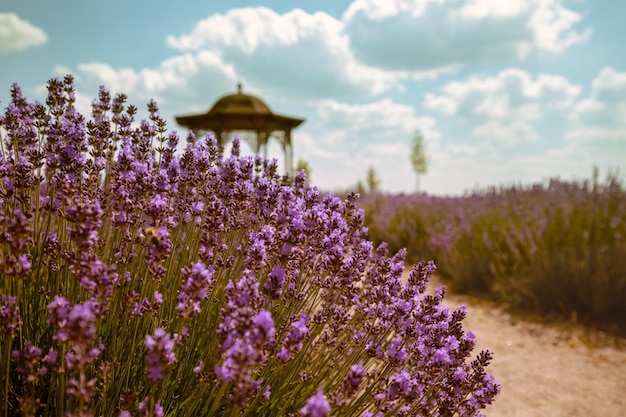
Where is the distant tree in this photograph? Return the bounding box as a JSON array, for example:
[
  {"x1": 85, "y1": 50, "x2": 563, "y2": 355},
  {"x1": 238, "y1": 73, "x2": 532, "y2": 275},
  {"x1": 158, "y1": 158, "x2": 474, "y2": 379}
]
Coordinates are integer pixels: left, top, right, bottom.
[
  {"x1": 366, "y1": 166, "x2": 381, "y2": 193},
  {"x1": 355, "y1": 181, "x2": 366, "y2": 195},
  {"x1": 410, "y1": 129, "x2": 429, "y2": 193},
  {"x1": 295, "y1": 158, "x2": 312, "y2": 181}
]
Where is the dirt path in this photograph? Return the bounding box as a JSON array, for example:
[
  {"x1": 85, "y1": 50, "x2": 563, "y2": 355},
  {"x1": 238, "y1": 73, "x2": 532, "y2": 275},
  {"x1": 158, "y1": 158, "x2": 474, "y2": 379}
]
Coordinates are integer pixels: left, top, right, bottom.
[{"x1": 435, "y1": 281, "x2": 626, "y2": 416}]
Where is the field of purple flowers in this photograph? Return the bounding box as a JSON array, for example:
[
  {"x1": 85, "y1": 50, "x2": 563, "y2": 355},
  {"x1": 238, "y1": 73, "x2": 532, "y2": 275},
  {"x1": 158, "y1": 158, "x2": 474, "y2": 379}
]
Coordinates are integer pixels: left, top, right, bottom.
[
  {"x1": 360, "y1": 171, "x2": 626, "y2": 336},
  {"x1": 0, "y1": 76, "x2": 499, "y2": 416}
]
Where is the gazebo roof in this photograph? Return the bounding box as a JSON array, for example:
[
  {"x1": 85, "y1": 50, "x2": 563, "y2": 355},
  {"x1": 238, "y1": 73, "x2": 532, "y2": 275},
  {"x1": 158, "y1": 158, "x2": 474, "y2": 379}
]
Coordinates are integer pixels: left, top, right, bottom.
[{"x1": 175, "y1": 83, "x2": 305, "y2": 132}]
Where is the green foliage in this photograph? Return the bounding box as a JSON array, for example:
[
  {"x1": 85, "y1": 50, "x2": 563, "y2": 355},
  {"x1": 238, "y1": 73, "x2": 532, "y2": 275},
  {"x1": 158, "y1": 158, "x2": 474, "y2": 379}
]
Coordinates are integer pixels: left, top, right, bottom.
[
  {"x1": 295, "y1": 158, "x2": 312, "y2": 182},
  {"x1": 410, "y1": 130, "x2": 428, "y2": 175},
  {"x1": 410, "y1": 130, "x2": 428, "y2": 193},
  {"x1": 365, "y1": 166, "x2": 381, "y2": 193}
]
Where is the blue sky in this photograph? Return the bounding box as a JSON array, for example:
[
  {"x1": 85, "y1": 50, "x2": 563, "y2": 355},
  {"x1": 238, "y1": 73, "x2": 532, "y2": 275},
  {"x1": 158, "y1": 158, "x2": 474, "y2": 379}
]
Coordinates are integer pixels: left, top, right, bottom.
[{"x1": 1, "y1": 0, "x2": 625, "y2": 195}]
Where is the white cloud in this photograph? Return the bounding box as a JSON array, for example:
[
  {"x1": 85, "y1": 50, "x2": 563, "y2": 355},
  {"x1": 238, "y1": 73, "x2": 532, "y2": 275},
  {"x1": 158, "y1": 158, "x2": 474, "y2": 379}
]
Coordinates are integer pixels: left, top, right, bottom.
[
  {"x1": 422, "y1": 68, "x2": 626, "y2": 195},
  {"x1": 316, "y1": 99, "x2": 440, "y2": 145},
  {"x1": 66, "y1": 1, "x2": 590, "y2": 128},
  {"x1": 78, "y1": 51, "x2": 236, "y2": 104},
  {"x1": 363, "y1": 142, "x2": 407, "y2": 158},
  {"x1": 167, "y1": 7, "x2": 308, "y2": 53},
  {"x1": 473, "y1": 120, "x2": 539, "y2": 146},
  {"x1": 166, "y1": 7, "x2": 401, "y2": 100},
  {"x1": 425, "y1": 68, "x2": 580, "y2": 145},
  {"x1": 343, "y1": 0, "x2": 591, "y2": 73},
  {"x1": 295, "y1": 98, "x2": 441, "y2": 192},
  {"x1": 567, "y1": 67, "x2": 626, "y2": 144},
  {"x1": 0, "y1": 13, "x2": 48, "y2": 54}
]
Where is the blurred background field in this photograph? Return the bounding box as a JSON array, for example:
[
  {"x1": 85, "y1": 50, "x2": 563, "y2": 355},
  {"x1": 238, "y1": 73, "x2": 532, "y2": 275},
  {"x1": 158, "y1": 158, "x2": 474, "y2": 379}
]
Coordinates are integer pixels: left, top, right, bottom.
[{"x1": 359, "y1": 168, "x2": 626, "y2": 336}]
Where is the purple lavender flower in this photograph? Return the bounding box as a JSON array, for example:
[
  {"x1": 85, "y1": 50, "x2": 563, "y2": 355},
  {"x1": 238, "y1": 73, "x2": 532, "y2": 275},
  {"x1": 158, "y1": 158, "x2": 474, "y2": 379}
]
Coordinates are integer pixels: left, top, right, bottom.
[
  {"x1": 385, "y1": 370, "x2": 416, "y2": 400},
  {"x1": 0, "y1": 294, "x2": 21, "y2": 336},
  {"x1": 42, "y1": 348, "x2": 59, "y2": 369},
  {"x1": 144, "y1": 328, "x2": 177, "y2": 382},
  {"x1": 252, "y1": 310, "x2": 276, "y2": 343},
  {"x1": 331, "y1": 362, "x2": 366, "y2": 407},
  {"x1": 386, "y1": 336, "x2": 408, "y2": 363},
  {"x1": 213, "y1": 272, "x2": 278, "y2": 409},
  {"x1": 138, "y1": 396, "x2": 164, "y2": 417},
  {"x1": 48, "y1": 298, "x2": 97, "y2": 345},
  {"x1": 12, "y1": 341, "x2": 46, "y2": 383},
  {"x1": 214, "y1": 339, "x2": 257, "y2": 384},
  {"x1": 176, "y1": 261, "x2": 214, "y2": 319},
  {"x1": 67, "y1": 375, "x2": 97, "y2": 404},
  {"x1": 148, "y1": 193, "x2": 167, "y2": 217},
  {"x1": 277, "y1": 312, "x2": 310, "y2": 363},
  {"x1": 300, "y1": 390, "x2": 330, "y2": 417},
  {"x1": 263, "y1": 266, "x2": 285, "y2": 298}
]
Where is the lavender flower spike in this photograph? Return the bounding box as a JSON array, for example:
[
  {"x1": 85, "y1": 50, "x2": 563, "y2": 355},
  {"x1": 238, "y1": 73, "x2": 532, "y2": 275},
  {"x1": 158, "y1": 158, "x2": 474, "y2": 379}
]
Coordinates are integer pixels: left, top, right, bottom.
[
  {"x1": 145, "y1": 328, "x2": 177, "y2": 382},
  {"x1": 300, "y1": 390, "x2": 331, "y2": 417}
]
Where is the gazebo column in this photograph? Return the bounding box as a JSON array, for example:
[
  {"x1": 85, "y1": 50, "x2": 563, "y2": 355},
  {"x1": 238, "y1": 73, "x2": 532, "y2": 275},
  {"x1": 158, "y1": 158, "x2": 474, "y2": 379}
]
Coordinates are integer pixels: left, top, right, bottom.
[
  {"x1": 259, "y1": 131, "x2": 269, "y2": 158},
  {"x1": 284, "y1": 129, "x2": 294, "y2": 177}
]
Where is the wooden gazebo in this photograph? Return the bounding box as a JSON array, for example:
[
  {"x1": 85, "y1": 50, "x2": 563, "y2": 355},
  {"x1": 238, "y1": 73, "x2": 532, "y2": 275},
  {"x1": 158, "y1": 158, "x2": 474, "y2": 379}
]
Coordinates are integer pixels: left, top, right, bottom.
[{"x1": 175, "y1": 83, "x2": 305, "y2": 176}]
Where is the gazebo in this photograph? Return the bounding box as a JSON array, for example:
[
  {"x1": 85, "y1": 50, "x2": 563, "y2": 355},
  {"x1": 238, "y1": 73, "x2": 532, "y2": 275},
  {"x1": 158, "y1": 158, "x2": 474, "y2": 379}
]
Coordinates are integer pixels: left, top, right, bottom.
[{"x1": 175, "y1": 83, "x2": 305, "y2": 176}]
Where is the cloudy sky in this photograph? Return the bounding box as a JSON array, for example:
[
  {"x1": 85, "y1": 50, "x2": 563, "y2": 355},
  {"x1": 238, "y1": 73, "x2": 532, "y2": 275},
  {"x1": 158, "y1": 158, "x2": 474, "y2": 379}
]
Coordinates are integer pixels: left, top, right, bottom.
[{"x1": 1, "y1": 0, "x2": 625, "y2": 195}]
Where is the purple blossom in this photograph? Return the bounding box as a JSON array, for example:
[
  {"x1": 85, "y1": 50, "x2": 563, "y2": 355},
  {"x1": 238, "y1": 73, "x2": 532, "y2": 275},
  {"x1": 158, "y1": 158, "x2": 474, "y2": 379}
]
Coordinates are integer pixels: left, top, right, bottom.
[
  {"x1": 277, "y1": 312, "x2": 310, "y2": 363},
  {"x1": 214, "y1": 272, "x2": 277, "y2": 408},
  {"x1": 64, "y1": 339, "x2": 103, "y2": 372},
  {"x1": 43, "y1": 348, "x2": 59, "y2": 369},
  {"x1": 214, "y1": 339, "x2": 257, "y2": 384},
  {"x1": 193, "y1": 361, "x2": 204, "y2": 375},
  {"x1": 434, "y1": 348, "x2": 451, "y2": 364},
  {"x1": 12, "y1": 341, "x2": 46, "y2": 383},
  {"x1": 149, "y1": 193, "x2": 167, "y2": 216},
  {"x1": 0, "y1": 294, "x2": 21, "y2": 336},
  {"x1": 190, "y1": 201, "x2": 204, "y2": 215},
  {"x1": 263, "y1": 266, "x2": 285, "y2": 298},
  {"x1": 386, "y1": 370, "x2": 416, "y2": 400},
  {"x1": 176, "y1": 261, "x2": 214, "y2": 319},
  {"x1": 246, "y1": 235, "x2": 269, "y2": 270},
  {"x1": 386, "y1": 336, "x2": 408, "y2": 363},
  {"x1": 334, "y1": 362, "x2": 367, "y2": 403},
  {"x1": 300, "y1": 390, "x2": 330, "y2": 417},
  {"x1": 138, "y1": 396, "x2": 164, "y2": 417},
  {"x1": 72, "y1": 256, "x2": 119, "y2": 303},
  {"x1": 67, "y1": 375, "x2": 97, "y2": 403},
  {"x1": 252, "y1": 310, "x2": 276, "y2": 343},
  {"x1": 145, "y1": 328, "x2": 177, "y2": 382},
  {"x1": 48, "y1": 298, "x2": 98, "y2": 345}
]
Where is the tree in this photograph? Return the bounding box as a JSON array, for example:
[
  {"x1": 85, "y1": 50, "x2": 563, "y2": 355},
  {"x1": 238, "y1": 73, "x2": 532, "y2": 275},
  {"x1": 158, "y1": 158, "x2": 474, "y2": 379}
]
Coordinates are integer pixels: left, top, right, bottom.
[
  {"x1": 365, "y1": 166, "x2": 381, "y2": 193},
  {"x1": 295, "y1": 158, "x2": 312, "y2": 182},
  {"x1": 410, "y1": 129, "x2": 429, "y2": 193}
]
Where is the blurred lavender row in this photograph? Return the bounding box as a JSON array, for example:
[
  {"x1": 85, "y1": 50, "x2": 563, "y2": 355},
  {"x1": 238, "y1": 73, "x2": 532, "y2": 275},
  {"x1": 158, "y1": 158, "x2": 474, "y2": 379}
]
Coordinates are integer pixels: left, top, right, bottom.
[{"x1": 360, "y1": 171, "x2": 626, "y2": 335}]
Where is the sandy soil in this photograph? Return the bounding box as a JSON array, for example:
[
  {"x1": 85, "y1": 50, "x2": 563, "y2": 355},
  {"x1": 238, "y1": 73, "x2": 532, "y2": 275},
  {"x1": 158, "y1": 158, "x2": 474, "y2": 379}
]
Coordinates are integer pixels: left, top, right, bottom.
[{"x1": 432, "y1": 279, "x2": 626, "y2": 416}]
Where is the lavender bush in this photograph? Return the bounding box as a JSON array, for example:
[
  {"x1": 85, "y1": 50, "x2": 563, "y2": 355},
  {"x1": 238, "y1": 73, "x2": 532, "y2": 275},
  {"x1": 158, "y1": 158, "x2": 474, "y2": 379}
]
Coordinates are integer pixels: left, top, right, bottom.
[
  {"x1": 0, "y1": 76, "x2": 499, "y2": 416},
  {"x1": 360, "y1": 172, "x2": 626, "y2": 334}
]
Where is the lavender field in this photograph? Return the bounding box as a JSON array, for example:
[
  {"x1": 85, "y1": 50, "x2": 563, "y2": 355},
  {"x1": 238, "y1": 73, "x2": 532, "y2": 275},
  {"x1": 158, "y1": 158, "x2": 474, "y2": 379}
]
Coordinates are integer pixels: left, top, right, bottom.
[
  {"x1": 360, "y1": 173, "x2": 626, "y2": 336},
  {"x1": 0, "y1": 77, "x2": 501, "y2": 416}
]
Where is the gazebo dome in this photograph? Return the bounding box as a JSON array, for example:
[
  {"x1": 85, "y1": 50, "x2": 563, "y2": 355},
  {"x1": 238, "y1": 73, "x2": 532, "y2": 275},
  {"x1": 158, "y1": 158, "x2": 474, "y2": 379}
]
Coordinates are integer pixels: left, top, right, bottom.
[{"x1": 210, "y1": 85, "x2": 272, "y2": 115}]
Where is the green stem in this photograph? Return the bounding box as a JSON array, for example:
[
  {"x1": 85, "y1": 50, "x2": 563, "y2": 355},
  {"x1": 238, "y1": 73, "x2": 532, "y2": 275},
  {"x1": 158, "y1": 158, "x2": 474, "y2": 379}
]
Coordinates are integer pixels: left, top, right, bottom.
[
  {"x1": 1, "y1": 335, "x2": 12, "y2": 417},
  {"x1": 57, "y1": 345, "x2": 66, "y2": 417}
]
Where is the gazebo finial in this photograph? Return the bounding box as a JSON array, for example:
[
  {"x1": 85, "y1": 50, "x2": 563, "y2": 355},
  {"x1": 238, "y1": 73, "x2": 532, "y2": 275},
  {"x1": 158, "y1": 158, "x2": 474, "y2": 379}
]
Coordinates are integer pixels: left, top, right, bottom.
[{"x1": 237, "y1": 82, "x2": 242, "y2": 94}]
